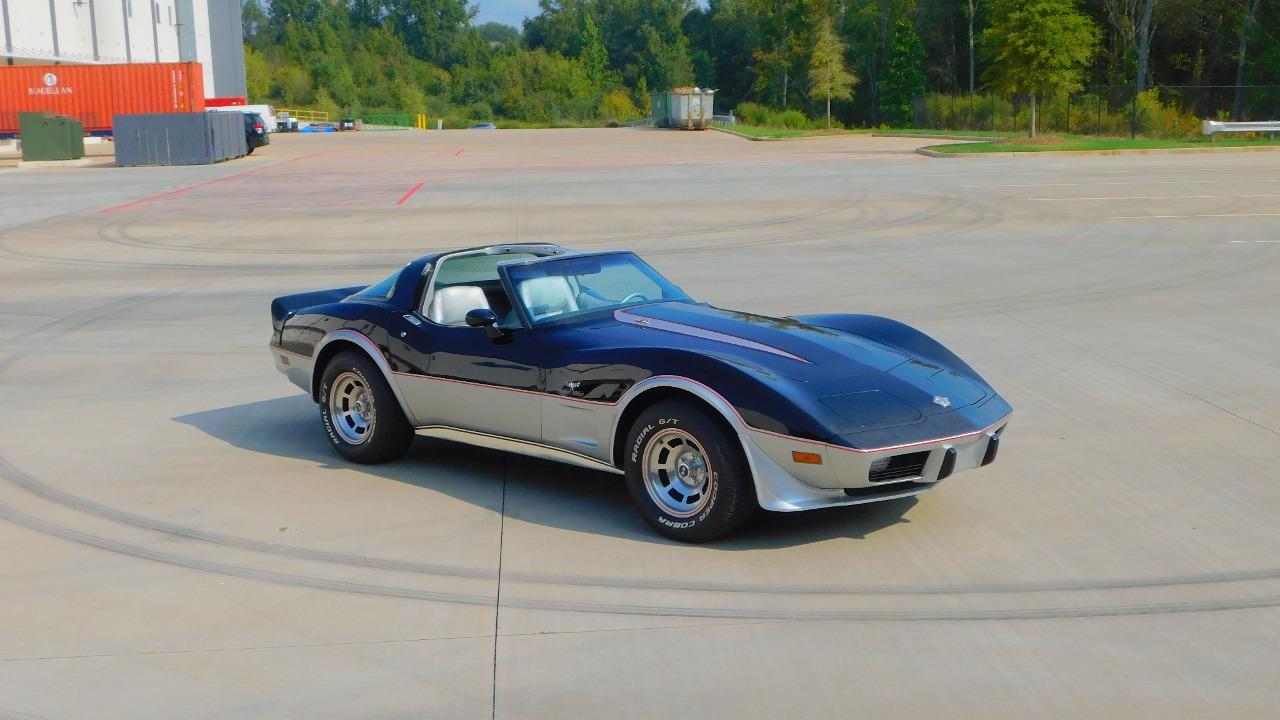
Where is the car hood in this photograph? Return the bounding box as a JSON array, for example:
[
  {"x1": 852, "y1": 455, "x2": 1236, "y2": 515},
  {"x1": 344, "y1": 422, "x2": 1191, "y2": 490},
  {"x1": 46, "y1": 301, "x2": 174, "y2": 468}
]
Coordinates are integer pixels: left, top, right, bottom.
[
  {"x1": 574, "y1": 302, "x2": 992, "y2": 432},
  {"x1": 609, "y1": 303, "x2": 907, "y2": 378}
]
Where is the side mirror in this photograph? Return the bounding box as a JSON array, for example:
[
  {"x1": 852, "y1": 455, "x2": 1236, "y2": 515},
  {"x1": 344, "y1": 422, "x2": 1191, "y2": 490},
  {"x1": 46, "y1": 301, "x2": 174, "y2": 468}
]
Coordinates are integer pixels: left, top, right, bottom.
[{"x1": 464, "y1": 308, "x2": 506, "y2": 339}]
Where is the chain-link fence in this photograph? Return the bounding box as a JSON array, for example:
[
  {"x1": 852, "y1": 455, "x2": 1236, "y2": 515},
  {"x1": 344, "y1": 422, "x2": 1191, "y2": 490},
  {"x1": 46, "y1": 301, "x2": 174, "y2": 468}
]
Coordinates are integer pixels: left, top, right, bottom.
[{"x1": 912, "y1": 86, "x2": 1280, "y2": 137}]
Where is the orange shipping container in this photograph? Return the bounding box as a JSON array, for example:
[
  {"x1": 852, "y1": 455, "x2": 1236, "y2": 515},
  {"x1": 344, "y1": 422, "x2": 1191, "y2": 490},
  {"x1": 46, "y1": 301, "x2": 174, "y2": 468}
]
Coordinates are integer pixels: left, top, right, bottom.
[{"x1": 0, "y1": 62, "x2": 205, "y2": 135}]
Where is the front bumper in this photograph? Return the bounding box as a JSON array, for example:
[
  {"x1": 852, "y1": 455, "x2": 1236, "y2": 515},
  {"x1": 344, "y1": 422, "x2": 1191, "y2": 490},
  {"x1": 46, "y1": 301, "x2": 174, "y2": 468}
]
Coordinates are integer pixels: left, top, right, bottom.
[{"x1": 740, "y1": 418, "x2": 1008, "y2": 512}]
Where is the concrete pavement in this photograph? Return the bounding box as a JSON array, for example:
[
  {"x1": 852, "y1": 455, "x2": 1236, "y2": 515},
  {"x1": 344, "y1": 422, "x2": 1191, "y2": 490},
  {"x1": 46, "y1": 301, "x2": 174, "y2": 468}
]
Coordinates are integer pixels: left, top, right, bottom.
[{"x1": 0, "y1": 128, "x2": 1277, "y2": 718}]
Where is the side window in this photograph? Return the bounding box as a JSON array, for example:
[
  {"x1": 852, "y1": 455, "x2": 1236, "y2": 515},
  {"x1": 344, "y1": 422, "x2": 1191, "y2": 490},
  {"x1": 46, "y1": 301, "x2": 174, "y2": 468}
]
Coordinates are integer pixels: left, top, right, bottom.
[
  {"x1": 349, "y1": 272, "x2": 398, "y2": 301},
  {"x1": 421, "y1": 252, "x2": 536, "y2": 326}
]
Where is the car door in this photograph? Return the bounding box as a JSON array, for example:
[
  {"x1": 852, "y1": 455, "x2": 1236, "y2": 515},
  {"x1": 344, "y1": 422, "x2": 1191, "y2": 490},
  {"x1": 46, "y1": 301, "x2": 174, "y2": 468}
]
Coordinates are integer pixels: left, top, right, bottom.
[{"x1": 386, "y1": 311, "x2": 543, "y2": 442}]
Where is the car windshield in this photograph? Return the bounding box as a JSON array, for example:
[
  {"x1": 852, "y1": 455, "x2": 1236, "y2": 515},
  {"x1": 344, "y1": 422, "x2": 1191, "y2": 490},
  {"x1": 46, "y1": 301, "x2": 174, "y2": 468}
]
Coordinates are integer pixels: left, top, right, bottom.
[{"x1": 504, "y1": 252, "x2": 691, "y2": 324}]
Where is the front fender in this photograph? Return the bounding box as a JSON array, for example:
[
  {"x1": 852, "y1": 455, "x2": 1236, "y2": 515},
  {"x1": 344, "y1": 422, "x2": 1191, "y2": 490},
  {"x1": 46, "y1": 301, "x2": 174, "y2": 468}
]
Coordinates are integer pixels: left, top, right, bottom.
[{"x1": 606, "y1": 349, "x2": 839, "y2": 441}]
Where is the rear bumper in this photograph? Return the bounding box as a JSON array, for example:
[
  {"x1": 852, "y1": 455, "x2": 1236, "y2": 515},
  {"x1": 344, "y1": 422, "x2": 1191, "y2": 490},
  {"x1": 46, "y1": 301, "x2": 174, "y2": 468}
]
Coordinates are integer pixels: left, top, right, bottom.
[
  {"x1": 740, "y1": 418, "x2": 1008, "y2": 512},
  {"x1": 270, "y1": 344, "x2": 313, "y2": 394}
]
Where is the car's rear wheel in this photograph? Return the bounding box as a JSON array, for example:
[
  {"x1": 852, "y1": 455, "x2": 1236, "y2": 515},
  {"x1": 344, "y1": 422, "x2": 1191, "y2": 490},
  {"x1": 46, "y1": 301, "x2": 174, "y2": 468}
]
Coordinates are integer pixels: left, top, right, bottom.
[
  {"x1": 623, "y1": 400, "x2": 756, "y2": 542},
  {"x1": 318, "y1": 351, "x2": 413, "y2": 464}
]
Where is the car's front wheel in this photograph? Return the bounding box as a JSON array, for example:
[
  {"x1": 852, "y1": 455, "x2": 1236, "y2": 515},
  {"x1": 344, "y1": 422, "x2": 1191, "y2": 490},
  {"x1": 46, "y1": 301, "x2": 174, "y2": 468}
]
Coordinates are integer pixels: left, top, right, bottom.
[
  {"x1": 318, "y1": 351, "x2": 413, "y2": 464},
  {"x1": 623, "y1": 400, "x2": 756, "y2": 542}
]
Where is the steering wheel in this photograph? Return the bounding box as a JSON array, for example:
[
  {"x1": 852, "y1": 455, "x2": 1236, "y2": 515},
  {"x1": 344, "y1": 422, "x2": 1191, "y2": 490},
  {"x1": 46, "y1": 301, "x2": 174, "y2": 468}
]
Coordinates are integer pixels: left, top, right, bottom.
[{"x1": 619, "y1": 292, "x2": 650, "y2": 304}]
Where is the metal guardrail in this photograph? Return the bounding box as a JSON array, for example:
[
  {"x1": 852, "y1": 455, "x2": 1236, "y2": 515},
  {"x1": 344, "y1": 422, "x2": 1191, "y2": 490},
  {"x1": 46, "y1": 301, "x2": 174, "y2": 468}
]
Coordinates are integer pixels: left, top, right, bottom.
[
  {"x1": 712, "y1": 114, "x2": 737, "y2": 126},
  {"x1": 1201, "y1": 119, "x2": 1280, "y2": 137},
  {"x1": 277, "y1": 108, "x2": 329, "y2": 123}
]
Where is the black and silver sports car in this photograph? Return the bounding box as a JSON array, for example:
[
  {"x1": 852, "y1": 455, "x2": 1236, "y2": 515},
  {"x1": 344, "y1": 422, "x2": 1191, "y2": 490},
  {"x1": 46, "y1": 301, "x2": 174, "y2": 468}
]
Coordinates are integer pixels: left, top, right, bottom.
[{"x1": 270, "y1": 244, "x2": 1011, "y2": 541}]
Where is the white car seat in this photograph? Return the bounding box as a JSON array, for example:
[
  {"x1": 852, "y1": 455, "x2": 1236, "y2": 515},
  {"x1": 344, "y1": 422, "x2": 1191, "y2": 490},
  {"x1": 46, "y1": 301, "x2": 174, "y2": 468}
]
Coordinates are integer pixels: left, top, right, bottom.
[
  {"x1": 428, "y1": 285, "x2": 490, "y2": 326},
  {"x1": 518, "y1": 276, "x2": 580, "y2": 321}
]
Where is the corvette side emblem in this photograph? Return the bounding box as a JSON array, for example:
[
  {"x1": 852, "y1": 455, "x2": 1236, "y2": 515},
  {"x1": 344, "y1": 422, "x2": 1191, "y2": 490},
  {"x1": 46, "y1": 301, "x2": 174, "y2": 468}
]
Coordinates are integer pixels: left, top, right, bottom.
[{"x1": 933, "y1": 396, "x2": 951, "y2": 408}]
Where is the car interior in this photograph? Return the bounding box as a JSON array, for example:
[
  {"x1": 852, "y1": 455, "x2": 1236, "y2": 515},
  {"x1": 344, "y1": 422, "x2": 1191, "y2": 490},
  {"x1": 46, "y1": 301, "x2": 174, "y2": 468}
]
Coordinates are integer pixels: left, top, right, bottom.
[
  {"x1": 422, "y1": 250, "x2": 537, "y2": 328},
  {"x1": 423, "y1": 249, "x2": 673, "y2": 328}
]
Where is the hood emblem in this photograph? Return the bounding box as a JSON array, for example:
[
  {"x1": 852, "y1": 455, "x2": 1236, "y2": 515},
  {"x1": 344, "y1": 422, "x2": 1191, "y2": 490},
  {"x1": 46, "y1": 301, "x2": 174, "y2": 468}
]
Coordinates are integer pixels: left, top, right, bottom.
[{"x1": 932, "y1": 396, "x2": 951, "y2": 408}]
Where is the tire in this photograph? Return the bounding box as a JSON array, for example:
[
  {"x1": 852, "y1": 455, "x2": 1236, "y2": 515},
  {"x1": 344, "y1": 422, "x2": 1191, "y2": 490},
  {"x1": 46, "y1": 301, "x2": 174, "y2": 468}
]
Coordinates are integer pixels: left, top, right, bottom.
[
  {"x1": 623, "y1": 400, "x2": 756, "y2": 542},
  {"x1": 318, "y1": 351, "x2": 413, "y2": 464}
]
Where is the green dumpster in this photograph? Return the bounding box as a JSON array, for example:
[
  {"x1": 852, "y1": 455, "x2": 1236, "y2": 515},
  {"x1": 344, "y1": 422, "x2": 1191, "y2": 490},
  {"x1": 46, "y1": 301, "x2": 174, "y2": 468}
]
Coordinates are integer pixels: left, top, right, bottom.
[{"x1": 19, "y1": 112, "x2": 86, "y2": 161}]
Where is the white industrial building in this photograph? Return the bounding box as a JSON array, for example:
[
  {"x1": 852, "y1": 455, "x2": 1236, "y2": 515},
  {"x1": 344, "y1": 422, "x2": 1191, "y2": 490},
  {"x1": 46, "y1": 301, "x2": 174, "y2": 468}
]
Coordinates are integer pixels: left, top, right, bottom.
[{"x1": 0, "y1": 0, "x2": 245, "y2": 98}]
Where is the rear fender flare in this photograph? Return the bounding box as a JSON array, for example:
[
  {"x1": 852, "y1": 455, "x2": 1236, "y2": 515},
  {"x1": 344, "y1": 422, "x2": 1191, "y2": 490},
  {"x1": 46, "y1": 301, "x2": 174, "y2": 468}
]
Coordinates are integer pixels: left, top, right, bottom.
[{"x1": 312, "y1": 330, "x2": 414, "y2": 421}]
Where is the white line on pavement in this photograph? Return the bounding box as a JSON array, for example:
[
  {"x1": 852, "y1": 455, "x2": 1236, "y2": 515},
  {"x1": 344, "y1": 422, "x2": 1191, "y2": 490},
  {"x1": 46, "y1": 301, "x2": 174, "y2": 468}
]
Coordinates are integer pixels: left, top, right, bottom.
[
  {"x1": 1031, "y1": 194, "x2": 1280, "y2": 201},
  {"x1": 965, "y1": 180, "x2": 1222, "y2": 188},
  {"x1": 1112, "y1": 213, "x2": 1280, "y2": 219}
]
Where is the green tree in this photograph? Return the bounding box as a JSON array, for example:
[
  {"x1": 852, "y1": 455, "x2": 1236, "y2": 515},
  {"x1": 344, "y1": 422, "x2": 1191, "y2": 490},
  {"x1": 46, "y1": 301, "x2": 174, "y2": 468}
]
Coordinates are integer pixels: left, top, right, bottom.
[
  {"x1": 385, "y1": 0, "x2": 473, "y2": 66},
  {"x1": 523, "y1": 0, "x2": 591, "y2": 58},
  {"x1": 477, "y1": 22, "x2": 521, "y2": 45},
  {"x1": 881, "y1": 15, "x2": 926, "y2": 126},
  {"x1": 1232, "y1": 0, "x2": 1263, "y2": 118},
  {"x1": 981, "y1": 0, "x2": 1101, "y2": 135},
  {"x1": 582, "y1": 14, "x2": 609, "y2": 84},
  {"x1": 964, "y1": 0, "x2": 980, "y2": 92},
  {"x1": 244, "y1": 45, "x2": 272, "y2": 102},
  {"x1": 843, "y1": 0, "x2": 915, "y2": 124},
  {"x1": 743, "y1": 0, "x2": 813, "y2": 108},
  {"x1": 637, "y1": 23, "x2": 695, "y2": 90},
  {"x1": 808, "y1": 18, "x2": 858, "y2": 127},
  {"x1": 242, "y1": 0, "x2": 268, "y2": 46},
  {"x1": 683, "y1": 0, "x2": 755, "y2": 109},
  {"x1": 273, "y1": 65, "x2": 313, "y2": 105},
  {"x1": 599, "y1": 88, "x2": 643, "y2": 122}
]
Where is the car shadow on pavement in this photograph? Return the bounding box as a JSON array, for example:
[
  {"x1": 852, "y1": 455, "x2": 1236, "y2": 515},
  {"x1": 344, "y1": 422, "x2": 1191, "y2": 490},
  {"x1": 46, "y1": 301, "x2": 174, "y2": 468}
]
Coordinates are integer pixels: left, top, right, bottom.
[{"x1": 175, "y1": 395, "x2": 916, "y2": 549}]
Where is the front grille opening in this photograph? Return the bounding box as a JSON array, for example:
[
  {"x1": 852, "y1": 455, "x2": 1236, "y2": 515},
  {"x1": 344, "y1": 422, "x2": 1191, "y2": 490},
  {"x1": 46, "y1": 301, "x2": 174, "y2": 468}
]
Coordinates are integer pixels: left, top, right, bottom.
[{"x1": 867, "y1": 450, "x2": 930, "y2": 483}]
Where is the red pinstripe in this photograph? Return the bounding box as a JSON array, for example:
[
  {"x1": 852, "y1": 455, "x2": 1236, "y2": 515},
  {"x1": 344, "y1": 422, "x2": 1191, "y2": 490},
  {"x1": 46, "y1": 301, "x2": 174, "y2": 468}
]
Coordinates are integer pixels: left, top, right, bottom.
[{"x1": 297, "y1": 332, "x2": 1010, "y2": 456}]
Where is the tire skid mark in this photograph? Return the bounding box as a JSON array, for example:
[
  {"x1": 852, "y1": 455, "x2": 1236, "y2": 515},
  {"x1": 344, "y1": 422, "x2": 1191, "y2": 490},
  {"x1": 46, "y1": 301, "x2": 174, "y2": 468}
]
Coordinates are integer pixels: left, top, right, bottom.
[
  {"x1": 96, "y1": 219, "x2": 418, "y2": 257},
  {"x1": 0, "y1": 290, "x2": 181, "y2": 377},
  {"x1": 0, "y1": 454, "x2": 491, "y2": 581},
  {"x1": 638, "y1": 193, "x2": 1004, "y2": 259},
  {"x1": 0, "y1": 236, "x2": 406, "y2": 272},
  {"x1": 3, "y1": 500, "x2": 1279, "y2": 622},
  {"x1": 0, "y1": 502, "x2": 494, "y2": 606},
  {"x1": 2, "y1": 166, "x2": 1279, "y2": 621},
  {"x1": 4, "y1": 453, "x2": 1280, "y2": 599},
  {"x1": 1, "y1": 268, "x2": 1279, "y2": 611},
  {"x1": 100, "y1": 152, "x2": 325, "y2": 214}
]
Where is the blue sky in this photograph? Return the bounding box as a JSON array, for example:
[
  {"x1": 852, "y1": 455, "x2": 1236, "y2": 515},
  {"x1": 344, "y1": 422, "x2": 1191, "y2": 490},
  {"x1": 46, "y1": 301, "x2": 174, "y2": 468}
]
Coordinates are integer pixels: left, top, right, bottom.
[{"x1": 473, "y1": 0, "x2": 542, "y2": 28}]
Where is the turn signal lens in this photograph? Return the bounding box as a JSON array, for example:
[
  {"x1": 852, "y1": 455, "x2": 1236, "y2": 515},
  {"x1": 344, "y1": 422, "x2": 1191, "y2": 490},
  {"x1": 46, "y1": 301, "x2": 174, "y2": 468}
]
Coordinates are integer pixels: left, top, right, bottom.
[{"x1": 792, "y1": 451, "x2": 823, "y2": 465}]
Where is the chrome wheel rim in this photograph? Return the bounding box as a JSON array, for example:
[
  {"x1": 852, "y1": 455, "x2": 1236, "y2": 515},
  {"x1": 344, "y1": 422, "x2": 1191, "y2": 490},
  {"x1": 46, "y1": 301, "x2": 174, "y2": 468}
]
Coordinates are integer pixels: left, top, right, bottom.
[
  {"x1": 329, "y1": 372, "x2": 375, "y2": 445},
  {"x1": 642, "y1": 428, "x2": 712, "y2": 517}
]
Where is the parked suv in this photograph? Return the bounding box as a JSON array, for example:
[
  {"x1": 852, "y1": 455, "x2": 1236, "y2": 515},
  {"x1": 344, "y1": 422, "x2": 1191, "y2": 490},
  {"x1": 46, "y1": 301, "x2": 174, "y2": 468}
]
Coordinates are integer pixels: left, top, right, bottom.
[{"x1": 244, "y1": 112, "x2": 269, "y2": 154}]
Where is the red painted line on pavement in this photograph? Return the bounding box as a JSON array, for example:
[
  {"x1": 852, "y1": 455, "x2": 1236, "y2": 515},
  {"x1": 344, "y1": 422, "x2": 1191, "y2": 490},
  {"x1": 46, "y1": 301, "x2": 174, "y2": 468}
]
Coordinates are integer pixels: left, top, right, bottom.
[
  {"x1": 395, "y1": 181, "x2": 426, "y2": 206},
  {"x1": 101, "y1": 152, "x2": 324, "y2": 213},
  {"x1": 454, "y1": 148, "x2": 464, "y2": 156}
]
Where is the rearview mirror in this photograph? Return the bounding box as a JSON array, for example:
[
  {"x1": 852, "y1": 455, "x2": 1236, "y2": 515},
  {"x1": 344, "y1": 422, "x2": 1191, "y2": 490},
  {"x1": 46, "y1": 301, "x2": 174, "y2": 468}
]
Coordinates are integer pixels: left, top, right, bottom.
[{"x1": 464, "y1": 308, "x2": 506, "y2": 339}]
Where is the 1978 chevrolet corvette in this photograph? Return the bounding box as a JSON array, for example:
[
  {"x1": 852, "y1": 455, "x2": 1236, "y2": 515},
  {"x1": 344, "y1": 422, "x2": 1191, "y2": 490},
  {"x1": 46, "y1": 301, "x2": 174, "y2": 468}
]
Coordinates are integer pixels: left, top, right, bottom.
[{"x1": 270, "y1": 244, "x2": 1011, "y2": 541}]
